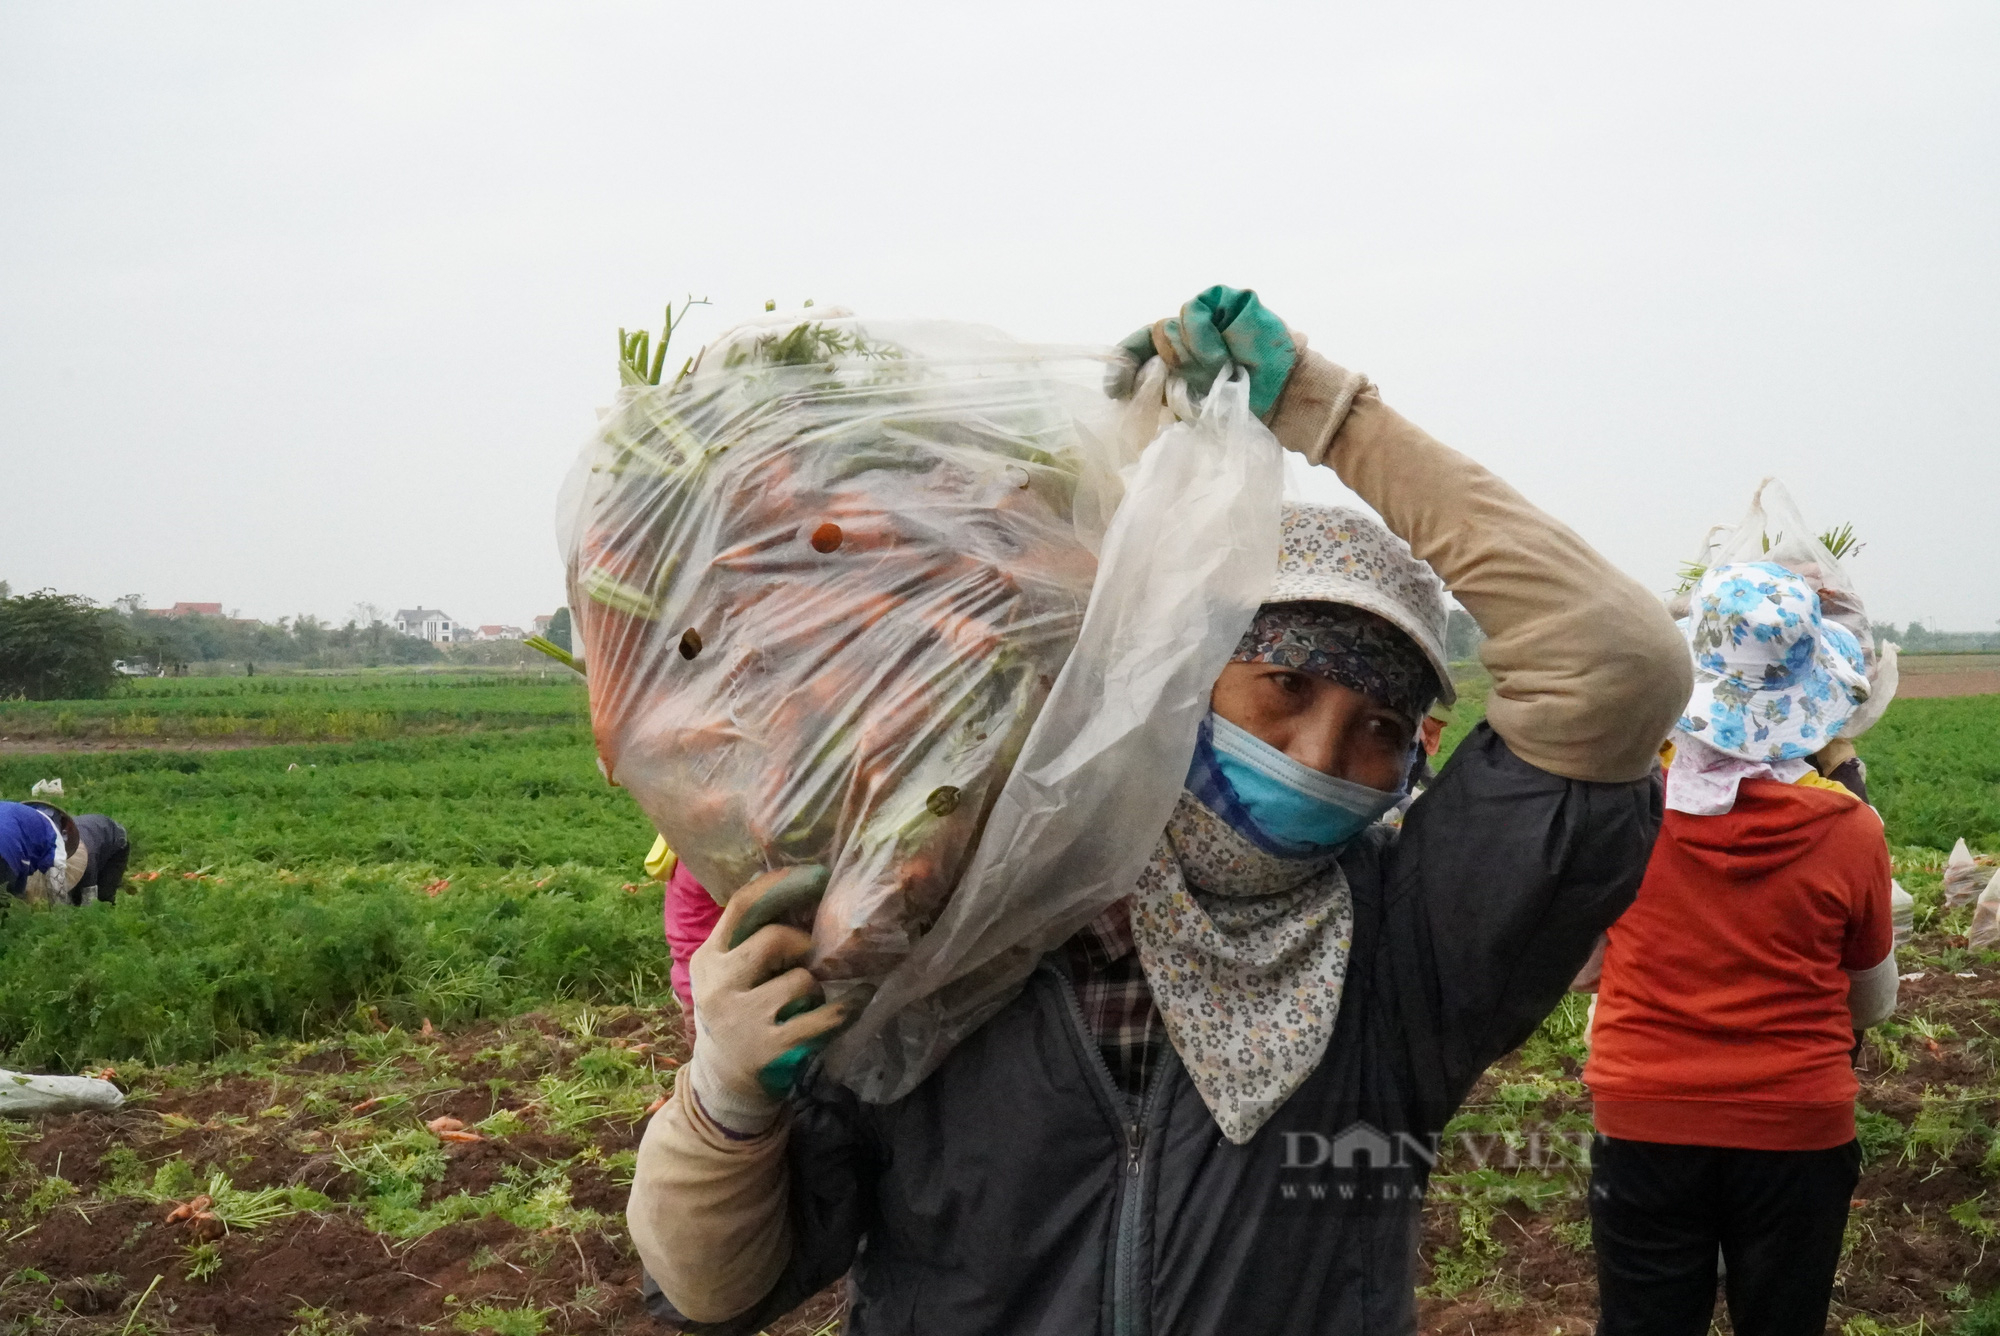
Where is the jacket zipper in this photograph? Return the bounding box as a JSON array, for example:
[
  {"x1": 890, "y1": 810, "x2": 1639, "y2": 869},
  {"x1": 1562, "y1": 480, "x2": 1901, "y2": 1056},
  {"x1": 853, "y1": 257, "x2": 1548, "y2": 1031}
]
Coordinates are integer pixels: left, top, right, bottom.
[
  {"x1": 1051, "y1": 963, "x2": 1165, "y2": 1336},
  {"x1": 1114, "y1": 1067, "x2": 1166, "y2": 1336}
]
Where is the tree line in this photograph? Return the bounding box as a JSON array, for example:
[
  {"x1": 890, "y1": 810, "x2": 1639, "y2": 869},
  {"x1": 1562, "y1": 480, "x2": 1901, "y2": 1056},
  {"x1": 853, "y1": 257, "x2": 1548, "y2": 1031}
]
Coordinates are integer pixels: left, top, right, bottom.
[
  {"x1": 1871, "y1": 622, "x2": 2000, "y2": 654},
  {"x1": 0, "y1": 583, "x2": 573, "y2": 700}
]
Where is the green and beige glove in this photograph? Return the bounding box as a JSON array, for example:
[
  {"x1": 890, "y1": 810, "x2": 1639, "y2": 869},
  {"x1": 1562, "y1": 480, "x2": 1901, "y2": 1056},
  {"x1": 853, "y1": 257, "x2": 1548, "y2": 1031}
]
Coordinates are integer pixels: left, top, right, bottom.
[
  {"x1": 1109, "y1": 285, "x2": 1370, "y2": 463},
  {"x1": 683, "y1": 865, "x2": 858, "y2": 1134},
  {"x1": 1114, "y1": 285, "x2": 1299, "y2": 419}
]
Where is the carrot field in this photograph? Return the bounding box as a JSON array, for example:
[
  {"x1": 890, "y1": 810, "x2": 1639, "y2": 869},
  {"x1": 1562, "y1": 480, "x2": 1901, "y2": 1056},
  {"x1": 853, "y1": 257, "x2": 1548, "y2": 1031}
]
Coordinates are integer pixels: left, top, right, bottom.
[{"x1": 0, "y1": 674, "x2": 1996, "y2": 1334}]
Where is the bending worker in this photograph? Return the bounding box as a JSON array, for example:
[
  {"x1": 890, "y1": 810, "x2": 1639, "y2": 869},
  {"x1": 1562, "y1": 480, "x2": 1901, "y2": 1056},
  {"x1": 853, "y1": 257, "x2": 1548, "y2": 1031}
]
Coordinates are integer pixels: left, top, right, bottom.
[
  {"x1": 25, "y1": 800, "x2": 129, "y2": 906},
  {"x1": 1584, "y1": 562, "x2": 1895, "y2": 1336},
  {"x1": 628, "y1": 287, "x2": 1692, "y2": 1333},
  {"x1": 2, "y1": 800, "x2": 129, "y2": 907}
]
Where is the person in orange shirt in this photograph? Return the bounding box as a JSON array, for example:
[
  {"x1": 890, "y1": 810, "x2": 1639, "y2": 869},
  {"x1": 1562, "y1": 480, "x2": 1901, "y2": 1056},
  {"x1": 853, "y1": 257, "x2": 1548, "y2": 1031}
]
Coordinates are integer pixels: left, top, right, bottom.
[{"x1": 1584, "y1": 562, "x2": 1897, "y2": 1336}]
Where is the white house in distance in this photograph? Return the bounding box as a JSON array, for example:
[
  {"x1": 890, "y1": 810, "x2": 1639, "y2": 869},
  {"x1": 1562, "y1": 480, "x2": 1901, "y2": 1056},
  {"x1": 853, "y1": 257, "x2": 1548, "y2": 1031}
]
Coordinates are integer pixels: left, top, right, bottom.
[
  {"x1": 475, "y1": 625, "x2": 527, "y2": 641},
  {"x1": 393, "y1": 608, "x2": 460, "y2": 643}
]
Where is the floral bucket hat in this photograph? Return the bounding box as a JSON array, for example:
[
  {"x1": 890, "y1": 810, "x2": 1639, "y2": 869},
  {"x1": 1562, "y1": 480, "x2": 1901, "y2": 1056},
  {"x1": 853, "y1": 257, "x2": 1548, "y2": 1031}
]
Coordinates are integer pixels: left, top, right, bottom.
[
  {"x1": 1263, "y1": 503, "x2": 1454, "y2": 706},
  {"x1": 1678, "y1": 561, "x2": 1870, "y2": 762}
]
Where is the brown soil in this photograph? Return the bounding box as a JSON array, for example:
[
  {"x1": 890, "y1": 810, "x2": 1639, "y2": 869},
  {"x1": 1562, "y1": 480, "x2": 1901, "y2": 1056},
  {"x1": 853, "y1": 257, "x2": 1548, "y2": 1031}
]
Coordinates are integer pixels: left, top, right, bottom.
[
  {"x1": 0, "y1": 736, "x2": 282, "y2": 754},
  {"x1": 0, "y1": 1011, "x2": 847, "y2": 1336},
  {"x1": 10, "y1": 956, "x2": 1995, "y2": 1334},
  {"x1": 1897, "y1": 671, "x2": 2000, "y2": 698}
]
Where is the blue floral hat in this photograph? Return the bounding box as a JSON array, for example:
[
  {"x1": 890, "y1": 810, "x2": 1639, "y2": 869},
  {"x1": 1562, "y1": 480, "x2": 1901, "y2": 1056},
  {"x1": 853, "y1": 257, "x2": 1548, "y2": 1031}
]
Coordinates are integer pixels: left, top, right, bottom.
[{"x1": 1677, "y1": 562, "x2": 1870, "y2": 762}]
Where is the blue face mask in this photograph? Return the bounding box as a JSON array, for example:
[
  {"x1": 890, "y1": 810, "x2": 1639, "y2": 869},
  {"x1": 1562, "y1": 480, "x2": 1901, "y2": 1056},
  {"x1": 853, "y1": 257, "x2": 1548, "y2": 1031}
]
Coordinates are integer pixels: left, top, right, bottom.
[{"x1": 1186, "y1": 713, "x2": 1408, "y2": 859}]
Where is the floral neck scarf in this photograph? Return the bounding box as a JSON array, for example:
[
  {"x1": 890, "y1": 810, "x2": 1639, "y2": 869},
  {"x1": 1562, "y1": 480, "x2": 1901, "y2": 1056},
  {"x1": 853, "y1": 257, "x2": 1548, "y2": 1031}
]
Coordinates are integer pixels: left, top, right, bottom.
[
  {"x1": 1664, "y1": 731, "x2": 1811, "y2": 816},
  {"x1": 1129, "y1": 791, "x2": 1355, "y2": 1144}
]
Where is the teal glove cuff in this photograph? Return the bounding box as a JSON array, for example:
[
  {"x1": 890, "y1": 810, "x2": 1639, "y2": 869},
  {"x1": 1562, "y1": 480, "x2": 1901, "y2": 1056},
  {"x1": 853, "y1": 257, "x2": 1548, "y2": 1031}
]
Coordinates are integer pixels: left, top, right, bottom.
[
  {"x1": 723, "y1": 865, "x2": 834, "y2": 1105},
  {"x1": 713, "y1": 865, "x2": 868, "y2": 1105}
]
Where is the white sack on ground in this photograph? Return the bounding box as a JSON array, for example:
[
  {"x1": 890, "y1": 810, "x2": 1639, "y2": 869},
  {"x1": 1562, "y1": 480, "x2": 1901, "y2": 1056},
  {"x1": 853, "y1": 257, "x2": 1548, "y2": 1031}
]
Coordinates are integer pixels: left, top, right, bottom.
[
  {"x1": 0, "y1": 1070, "x2": 123, "y2": 1116},
  {"x1": 1946, "y1": 838, "x2": 1989, "y2": 910}
]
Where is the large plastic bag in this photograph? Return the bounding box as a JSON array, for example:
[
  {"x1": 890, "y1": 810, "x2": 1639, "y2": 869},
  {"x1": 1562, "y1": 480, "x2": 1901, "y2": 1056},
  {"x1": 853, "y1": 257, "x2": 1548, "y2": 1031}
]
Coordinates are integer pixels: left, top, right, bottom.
[
  {"x1": 561, "y1": 314, "x2": 1110, "y2": 980},
  {"x1": 559, "y1": 316, "x2": 1281, "y2": 1098},
  {"x1": 1969, "y1": 872, "x2": 2000, "y2": 952},
  {"x1": 1700, "y1": 477, "x2": 1857, "y2": 607},
  {"x1": 1946, "y1": 838, "x2": 1994, "y2": 910}
]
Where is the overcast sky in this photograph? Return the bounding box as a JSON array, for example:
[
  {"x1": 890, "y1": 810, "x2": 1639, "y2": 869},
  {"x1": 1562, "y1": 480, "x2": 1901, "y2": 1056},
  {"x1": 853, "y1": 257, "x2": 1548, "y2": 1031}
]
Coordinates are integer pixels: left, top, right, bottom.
[{"x1": 4, "y1": 2, "x2": 1996, "y2": 631}]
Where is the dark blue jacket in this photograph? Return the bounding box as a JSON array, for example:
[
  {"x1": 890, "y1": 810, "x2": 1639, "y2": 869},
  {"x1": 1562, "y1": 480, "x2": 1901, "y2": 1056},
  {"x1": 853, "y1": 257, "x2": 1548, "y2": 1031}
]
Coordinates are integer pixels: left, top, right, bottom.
[{"x1": 0, "y1": 802, "x2": 58, "y2": 898}]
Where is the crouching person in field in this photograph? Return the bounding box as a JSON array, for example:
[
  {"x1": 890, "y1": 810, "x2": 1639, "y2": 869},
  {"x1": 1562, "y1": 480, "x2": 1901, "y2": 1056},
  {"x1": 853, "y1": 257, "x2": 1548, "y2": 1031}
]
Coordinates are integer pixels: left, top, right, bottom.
[
  {"x1": 1584, "y1": 563, "x2": 1895, "y2": 1336},
  {"x1": 626, "y1": 288, "x2": 1692, "y2": 1335},
  {"x1": 9, "y1": 800, "x2": 130, "y2": 907}
]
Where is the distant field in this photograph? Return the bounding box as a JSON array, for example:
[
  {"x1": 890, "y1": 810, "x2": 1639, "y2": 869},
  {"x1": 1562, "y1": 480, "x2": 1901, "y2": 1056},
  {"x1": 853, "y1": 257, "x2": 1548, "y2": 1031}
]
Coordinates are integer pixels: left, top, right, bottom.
[
  {"x1": 0, "y1": 718, "x2": 663, "y2": 1073},
  {"x1": 0, "y1": 671, "x2": 590, "y2": 743},
  {"x1": 1439, "y1": 665, "x2": 1491, "y2": 760},
  {"x1": 1901, "y1": 653, "x2": 2000, "y2": 671},
  {"x1": 1896, "y1": 652, "x2": 2000, "y2": 699}
]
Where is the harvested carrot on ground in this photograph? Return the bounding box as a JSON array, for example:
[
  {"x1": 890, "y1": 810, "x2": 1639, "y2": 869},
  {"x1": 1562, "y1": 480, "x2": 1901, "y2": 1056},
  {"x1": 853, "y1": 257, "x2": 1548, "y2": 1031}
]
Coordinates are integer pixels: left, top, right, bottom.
[{"x1": 165, "y1": 1193, "x2": 212, "y2": 1223}]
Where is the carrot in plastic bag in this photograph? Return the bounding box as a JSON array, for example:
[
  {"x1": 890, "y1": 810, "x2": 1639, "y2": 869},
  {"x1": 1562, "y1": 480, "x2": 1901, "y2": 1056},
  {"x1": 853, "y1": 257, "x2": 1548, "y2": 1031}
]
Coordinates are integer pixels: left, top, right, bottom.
[{"x1": 561, "y1": 314, "x2": 1099, "y2": 983}]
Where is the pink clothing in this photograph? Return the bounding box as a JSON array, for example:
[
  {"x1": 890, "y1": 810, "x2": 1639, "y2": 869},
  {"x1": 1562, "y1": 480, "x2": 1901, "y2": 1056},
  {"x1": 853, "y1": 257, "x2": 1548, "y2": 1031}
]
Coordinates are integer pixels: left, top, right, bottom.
[{"x1": 664, "y1": 861, "x2": 724, "y2": 1014}]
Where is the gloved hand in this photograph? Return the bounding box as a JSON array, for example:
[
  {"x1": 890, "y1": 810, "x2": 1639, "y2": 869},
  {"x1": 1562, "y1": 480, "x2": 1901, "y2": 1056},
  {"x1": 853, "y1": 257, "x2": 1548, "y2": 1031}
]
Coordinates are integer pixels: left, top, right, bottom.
[
  {"x1": 683, "y1": 865, "x2": 859, "y2": 1134},
  {"x1": 1111, "y1": 285, "x2": 1301, "y2": 420},
  {"x1": 1810, "y1": 738, "x2": 1858, "y2": 777}
]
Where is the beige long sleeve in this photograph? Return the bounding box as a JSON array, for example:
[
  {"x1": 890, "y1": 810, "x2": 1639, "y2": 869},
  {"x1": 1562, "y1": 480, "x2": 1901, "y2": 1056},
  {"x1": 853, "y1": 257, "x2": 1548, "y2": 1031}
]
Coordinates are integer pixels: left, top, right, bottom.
[
  {"x1": 1269, "y1": 352, "x2": 1691, "y2": 783},
  {"x1": 627, "y1": 1088, "x2": 794, "y2": 1324}
]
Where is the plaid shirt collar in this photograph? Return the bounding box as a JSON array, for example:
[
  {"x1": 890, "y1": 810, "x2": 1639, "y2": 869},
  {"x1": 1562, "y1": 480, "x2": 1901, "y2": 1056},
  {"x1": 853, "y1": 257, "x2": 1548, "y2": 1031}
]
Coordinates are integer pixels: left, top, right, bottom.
[
  {"x1": 1076, "y1": 897, "x2": 1137, "y2": 965},
  {"x1": 1064, "y1": 897, "x2": 1161, "y2": 1101}
]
